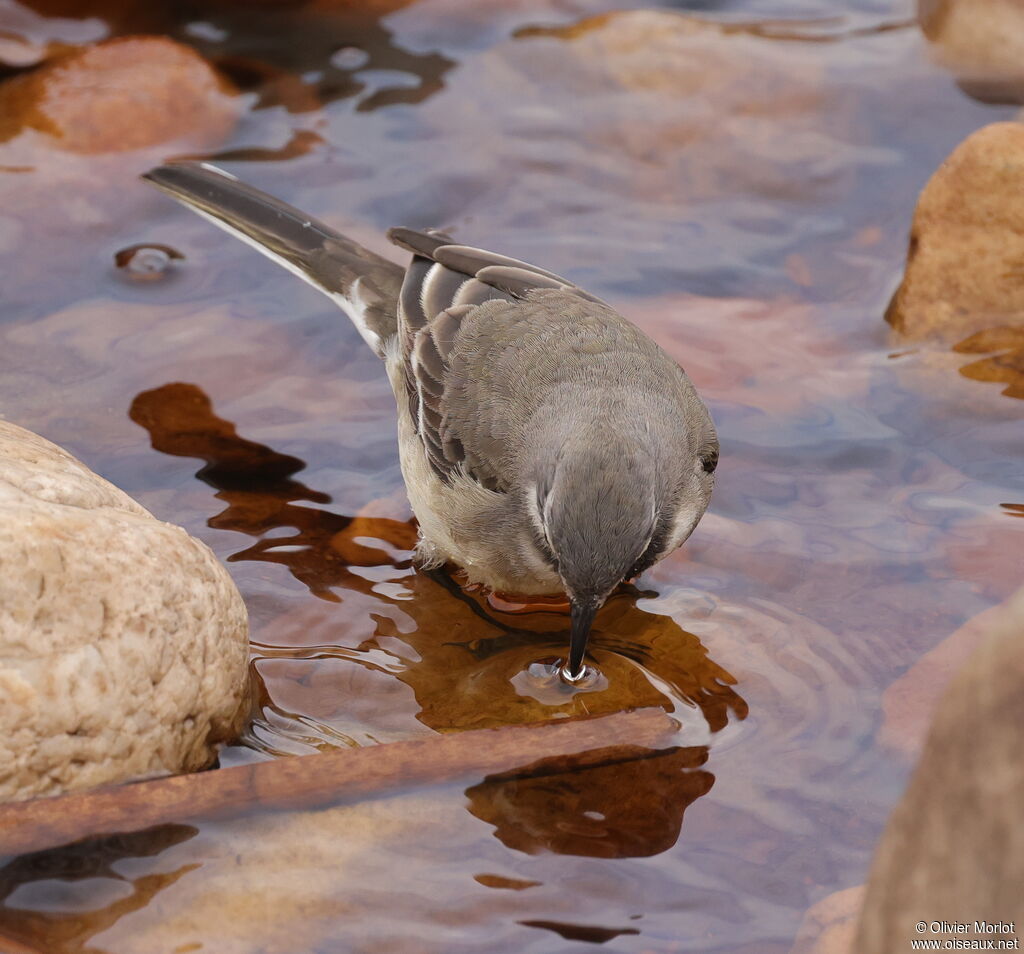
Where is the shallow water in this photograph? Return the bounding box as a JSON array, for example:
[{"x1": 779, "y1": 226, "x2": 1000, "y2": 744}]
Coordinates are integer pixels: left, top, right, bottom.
[{"x1": 0, "y1": 0, "x2": 1021, "y2": 951}]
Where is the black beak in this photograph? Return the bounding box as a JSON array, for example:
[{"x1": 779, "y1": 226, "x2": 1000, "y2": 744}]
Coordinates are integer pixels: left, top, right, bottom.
[{"x1": 566, "y1": 600, "x2": 598, "y2": 680}]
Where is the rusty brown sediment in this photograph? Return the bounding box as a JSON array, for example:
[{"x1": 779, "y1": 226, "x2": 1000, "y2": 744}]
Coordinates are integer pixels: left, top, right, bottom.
[{"x1": 0, "y1": 708, "x2": 676, "y2": 857}]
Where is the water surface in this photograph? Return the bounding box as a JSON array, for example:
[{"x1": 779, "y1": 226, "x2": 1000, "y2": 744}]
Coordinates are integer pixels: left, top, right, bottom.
[{"x1": 0, "y1": 0, "x2": 1020, "y2": 951}]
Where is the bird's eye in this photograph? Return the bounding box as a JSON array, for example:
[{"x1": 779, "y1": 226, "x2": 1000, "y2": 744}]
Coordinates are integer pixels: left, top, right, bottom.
[{"x1": 700, "y1": 449, "x2": 719, "y2": 474}]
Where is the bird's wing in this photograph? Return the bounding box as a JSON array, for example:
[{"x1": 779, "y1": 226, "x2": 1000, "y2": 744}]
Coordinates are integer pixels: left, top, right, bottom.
[
  {"x1": 386, "y1": 228, "x2": 604, "y2": 489},
  {"x1": 143, "y1": 162, "x2": 405, "y2": 355},
  {"x1": 387, "y1": 227, "x2": 604, "y2": 339}
]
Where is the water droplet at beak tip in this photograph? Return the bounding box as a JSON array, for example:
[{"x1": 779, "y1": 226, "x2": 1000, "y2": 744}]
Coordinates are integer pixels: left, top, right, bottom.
[{"x1": 558, "y1": 662, "x2": 589, "y2": 685}]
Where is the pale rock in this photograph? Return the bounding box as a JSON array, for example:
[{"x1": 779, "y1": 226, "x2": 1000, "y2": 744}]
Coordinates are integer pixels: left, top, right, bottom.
[
  {"x1": 0, "y1": 420, "x2": 249, "y2": 803},
  {"x1": 887, "y1": 122, "x2": 1024, "y2": 343}
]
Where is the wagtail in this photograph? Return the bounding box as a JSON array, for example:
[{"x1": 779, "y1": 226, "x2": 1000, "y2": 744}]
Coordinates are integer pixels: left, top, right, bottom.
[{"x1": 143, "y1": 163, "x2": 718, "y2": 680}]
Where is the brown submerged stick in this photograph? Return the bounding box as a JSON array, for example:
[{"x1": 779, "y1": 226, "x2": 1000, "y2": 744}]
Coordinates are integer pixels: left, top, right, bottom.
[
  {"x1": 0, "y1": 708, "x2": 675, "y2": 857},
  {"x1": 0, "y1": 932, "x2": 47, "y2": 954}
]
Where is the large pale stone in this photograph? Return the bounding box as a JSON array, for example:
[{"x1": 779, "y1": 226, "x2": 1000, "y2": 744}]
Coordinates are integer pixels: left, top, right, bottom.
[
  {"x1": 0, "y1": 421, "x2": 249, "y2": 803},
  {"x1": 887, "y1": 122, "x2": 1024, "y2": 343}
]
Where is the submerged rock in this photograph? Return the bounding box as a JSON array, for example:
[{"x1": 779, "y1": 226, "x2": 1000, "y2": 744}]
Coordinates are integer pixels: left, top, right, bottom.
[
  {"x1": 447, "y1": 11, "x2": 834, "y2": 204},
  {"x1": 879, "y1": 599, "x2": 1008, "y2": 759},
  {"x1": 0, "y1": 36, "x2": 237, "y2": 153},
  {"x1": 791, "y1": 885, "x2": 864, "y2": 954},
  {"x1": 0, "y1": 421, "x2": 249, "y2": 803},
  {"x1": 920, "y1": 0, "x2": 1024, "y2": 102},
  {"x1": 887, "y1": 123, "x2": 1024, "y2": 349},
  {"x1": 855, "y1": 586, "x2": 1024, "y2": 951},
  {"x1": 797, "y1": 588, "x2": 1024, "y2": 953},
  {"x1": 409, "y1": 9, "x2": 878, "y2": 296}
]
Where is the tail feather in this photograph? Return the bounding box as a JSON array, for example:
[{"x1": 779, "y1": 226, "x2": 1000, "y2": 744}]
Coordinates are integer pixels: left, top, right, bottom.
[{"x1": 142, "y1": 162, "x2": 403, "y2": 354}]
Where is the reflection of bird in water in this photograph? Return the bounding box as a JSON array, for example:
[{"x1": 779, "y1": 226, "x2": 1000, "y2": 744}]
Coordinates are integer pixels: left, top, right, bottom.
[
  {"x1": 131, "y1": 382, "x2": 743, "y2": 858},
  {"x1": 467, "y1": 744, "x2": 714, "y2": 859},
  {"x1": 129, "y1": 381, "x2": 744, "y2": 738},
  {"x1": 144, "y1": 162, "x2": 719, "y2": 679},
  {"x1": 129, "y1": 382, "x2": 414, "y2": 602}
]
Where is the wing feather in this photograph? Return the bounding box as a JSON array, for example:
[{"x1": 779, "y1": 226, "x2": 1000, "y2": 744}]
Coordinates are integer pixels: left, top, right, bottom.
[
  {"x1": 432, "y1": 244, "x2": 569, "y2": 284},
  {"x1": 420, "y1": 264, "x2": 470, "y2": 323},
  {"x1": 400, "y1": 258, "x2": 432, "y2": 334},
  {"x1": 475, "y1": 264, "x2": 566, "y2": 297},
  {"x1": 452, "y1": 279, "x2": 505, "y2": 308},
  {"x1": 387, "y1": 228, "x2": 599, "y2": 490},
  {"x1": 387, "y1": 226, "x2": 455, "y2": 260}
]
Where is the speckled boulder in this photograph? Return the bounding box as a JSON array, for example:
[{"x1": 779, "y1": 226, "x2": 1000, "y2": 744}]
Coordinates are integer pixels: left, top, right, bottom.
[
  {"x1": 0, "y1": 421, "x2": 249, "y2": 803},
  {"x1": 887, "y1": 122, "x2": 1024, "y2": 342}
]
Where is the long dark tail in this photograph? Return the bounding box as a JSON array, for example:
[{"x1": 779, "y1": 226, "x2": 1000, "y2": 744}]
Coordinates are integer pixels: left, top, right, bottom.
[{"x1": 142, "y1": 162, "x2": 403, "y2": 355}]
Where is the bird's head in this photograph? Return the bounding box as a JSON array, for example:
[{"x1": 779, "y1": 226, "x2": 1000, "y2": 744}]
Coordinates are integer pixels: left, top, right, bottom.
[{"x1": 524, "y1": 419, "x2": 718, "y2": 679}]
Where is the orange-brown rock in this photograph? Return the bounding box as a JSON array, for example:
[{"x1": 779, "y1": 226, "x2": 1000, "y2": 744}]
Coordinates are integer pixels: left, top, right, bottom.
[
  {"x1": 0, "y1": 36, "x2": 237, "y2": 153},
  {"x1": 887, "y1": 122, "x2": 1024, "y2": 342}
]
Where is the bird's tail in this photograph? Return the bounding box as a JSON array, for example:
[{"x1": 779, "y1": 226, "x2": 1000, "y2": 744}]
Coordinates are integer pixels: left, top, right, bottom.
[{"x1": 142, "y1": 162, "x2": 403, "y2": 355}]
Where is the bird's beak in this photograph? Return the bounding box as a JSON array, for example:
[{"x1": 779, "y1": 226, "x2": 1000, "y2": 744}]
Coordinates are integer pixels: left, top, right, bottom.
[{"x1": 566, "y1": 599, "x2": 598, "y2": 680}]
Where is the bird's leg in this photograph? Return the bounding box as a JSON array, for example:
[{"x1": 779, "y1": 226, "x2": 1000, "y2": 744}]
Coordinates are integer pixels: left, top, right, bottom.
[
  {"x1": 420, "y1": 565, "x2": 516, "y2": 630},
  {"x1": 420, "y1": 566, "x2": 561, "y2": 662}
]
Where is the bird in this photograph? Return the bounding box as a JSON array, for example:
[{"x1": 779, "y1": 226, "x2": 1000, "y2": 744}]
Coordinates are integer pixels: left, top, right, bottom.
[{"x1": 142, "y1": 162, "x2": 718, "y2": 681}]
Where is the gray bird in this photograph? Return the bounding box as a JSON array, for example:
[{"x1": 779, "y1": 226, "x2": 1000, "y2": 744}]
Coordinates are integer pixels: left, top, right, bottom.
[{"x1": 143, "y1": 162, "x2": 718, "y2": 680}]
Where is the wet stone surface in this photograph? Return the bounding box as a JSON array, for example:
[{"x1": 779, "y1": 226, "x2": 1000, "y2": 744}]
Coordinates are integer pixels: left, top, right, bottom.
[{"x1": 0, "y1": 0, "x2": 1021, "y2": 952}]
